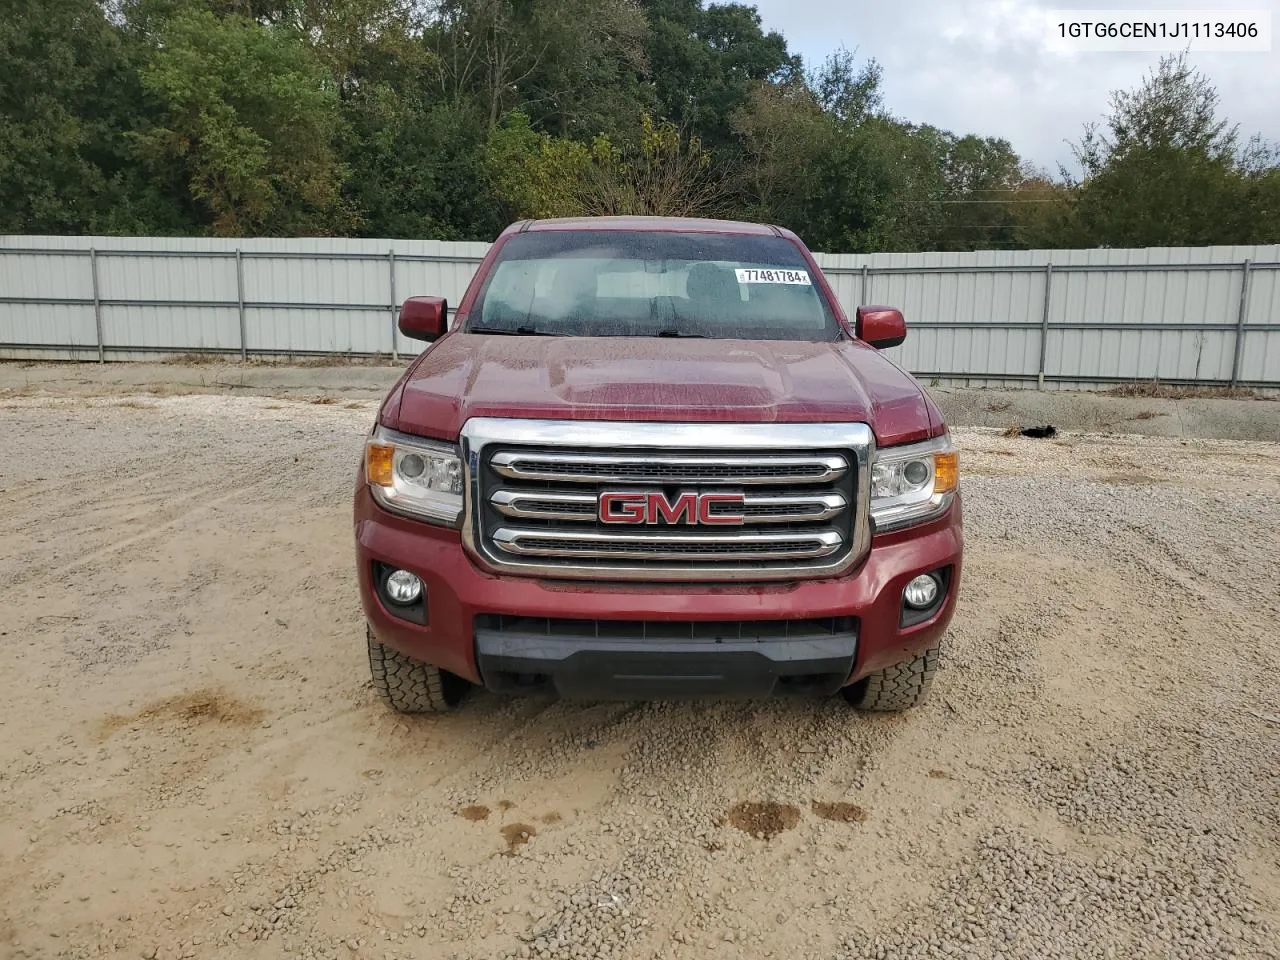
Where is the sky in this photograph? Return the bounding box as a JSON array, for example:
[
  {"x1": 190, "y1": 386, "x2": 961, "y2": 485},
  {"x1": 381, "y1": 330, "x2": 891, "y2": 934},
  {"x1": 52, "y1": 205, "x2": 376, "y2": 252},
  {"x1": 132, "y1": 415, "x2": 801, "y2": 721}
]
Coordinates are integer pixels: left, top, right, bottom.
[{"x1": 749, "y1": 0, "x2": 1280, "y2": 175}]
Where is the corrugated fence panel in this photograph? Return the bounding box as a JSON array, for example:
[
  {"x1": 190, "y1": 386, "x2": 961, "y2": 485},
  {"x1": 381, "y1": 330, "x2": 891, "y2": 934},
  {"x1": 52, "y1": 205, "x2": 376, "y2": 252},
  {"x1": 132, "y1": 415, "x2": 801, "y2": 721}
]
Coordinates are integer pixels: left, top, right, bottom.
[
  {"x1": 98, "y1": 250, "x2": 241, "y2": 350},
  {"x1": 0, "y1": 249, "x2": 96, "y2": 346},
  {"x1": 2, "y1": 249, "x2": 94, "y2": 299},
  {"x1": 1045, "y1": 247, "x2": 1251, "y2": 383},
  {"x1": 2, "y1": 302, "x2": 97, "y2": 347},
  {"x1": 1, "y1": 236, "x2": 1277, "y2": 388},
  {"x1": 1049, "y1": 328, "x2": 1235, "y2": 381},
  {"x1": 101, "y1": 305, "x2": 240, "y2": 351},
  {"x1": 1240, "y1": 262, "x2": 1280, "y2": 385},
  {"x1": 243, "y1": 252, "x2": 389, "y2": 353},
  {"x1": 247, "y1": 306, "x2": 384, "y2": 354}
]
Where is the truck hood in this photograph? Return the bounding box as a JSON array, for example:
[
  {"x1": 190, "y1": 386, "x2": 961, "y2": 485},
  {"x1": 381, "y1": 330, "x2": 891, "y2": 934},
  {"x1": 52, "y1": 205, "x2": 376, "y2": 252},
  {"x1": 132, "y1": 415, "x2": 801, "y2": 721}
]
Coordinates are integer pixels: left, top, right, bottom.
[{"x1": 387, "y1": 334, "x2": 937, "y2": 446}]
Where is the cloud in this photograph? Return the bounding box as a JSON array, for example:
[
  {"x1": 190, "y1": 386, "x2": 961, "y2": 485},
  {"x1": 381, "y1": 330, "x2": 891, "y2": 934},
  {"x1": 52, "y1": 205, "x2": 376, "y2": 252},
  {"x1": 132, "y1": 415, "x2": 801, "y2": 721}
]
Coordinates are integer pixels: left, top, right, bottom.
[{"x1": 749, "y1": 0, "x2": 1280, "y2": 173}]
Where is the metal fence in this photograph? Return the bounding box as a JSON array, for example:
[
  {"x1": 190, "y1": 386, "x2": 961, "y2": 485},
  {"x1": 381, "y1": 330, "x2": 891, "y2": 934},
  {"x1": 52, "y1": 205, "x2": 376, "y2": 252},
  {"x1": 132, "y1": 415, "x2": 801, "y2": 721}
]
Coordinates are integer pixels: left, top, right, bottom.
[{"x1": 2, "y1": 235, "x2": 1278, "y2": 389}]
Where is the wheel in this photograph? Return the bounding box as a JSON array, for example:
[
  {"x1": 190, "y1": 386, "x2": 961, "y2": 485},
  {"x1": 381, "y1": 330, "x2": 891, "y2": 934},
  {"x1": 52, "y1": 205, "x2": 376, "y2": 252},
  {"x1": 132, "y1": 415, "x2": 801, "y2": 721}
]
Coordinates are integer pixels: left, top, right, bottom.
[
  {"x1": 366, "y1": 625, "x2": 469, "y2": 713},
  {"x1": 843, "y1": 644, "x2": 940, "y2": 712}
]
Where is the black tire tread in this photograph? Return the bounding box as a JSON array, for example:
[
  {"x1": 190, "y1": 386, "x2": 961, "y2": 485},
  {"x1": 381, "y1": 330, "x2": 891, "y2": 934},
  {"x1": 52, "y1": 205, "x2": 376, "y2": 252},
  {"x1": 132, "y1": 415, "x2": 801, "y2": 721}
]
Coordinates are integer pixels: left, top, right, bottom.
[
  {"x1": 845, "y1": 644, "x2": 940, "y2": 712},
  {"x1": 366, "y1": 626, "x2": 462, "y2": 713}
]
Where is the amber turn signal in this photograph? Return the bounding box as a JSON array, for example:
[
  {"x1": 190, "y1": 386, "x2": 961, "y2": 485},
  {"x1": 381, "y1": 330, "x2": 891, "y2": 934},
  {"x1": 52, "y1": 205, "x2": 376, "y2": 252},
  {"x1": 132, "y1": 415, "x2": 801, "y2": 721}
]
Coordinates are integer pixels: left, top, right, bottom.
[
  {"x1": 933, "y1": 451, "x2": 959, "y2": 494},
  {"x1": 366, "y1": 442, "x2": 395, "y2": 487}
]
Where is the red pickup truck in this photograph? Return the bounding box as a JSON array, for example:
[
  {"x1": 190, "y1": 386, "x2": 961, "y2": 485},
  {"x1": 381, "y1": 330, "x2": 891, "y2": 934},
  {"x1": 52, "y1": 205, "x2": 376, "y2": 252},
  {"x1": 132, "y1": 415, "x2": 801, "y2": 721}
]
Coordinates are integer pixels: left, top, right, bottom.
[{"x1": 354, "y1": 217, "x2": 962, "y2": 713}]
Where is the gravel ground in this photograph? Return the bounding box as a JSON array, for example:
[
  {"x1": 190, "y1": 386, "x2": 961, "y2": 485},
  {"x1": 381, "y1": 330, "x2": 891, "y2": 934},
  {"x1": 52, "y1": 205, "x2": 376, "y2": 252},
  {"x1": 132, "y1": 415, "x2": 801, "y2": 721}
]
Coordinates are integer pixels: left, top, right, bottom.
[{"x1": 0, "y1": 392, "x2": 1277, "y2": 960}]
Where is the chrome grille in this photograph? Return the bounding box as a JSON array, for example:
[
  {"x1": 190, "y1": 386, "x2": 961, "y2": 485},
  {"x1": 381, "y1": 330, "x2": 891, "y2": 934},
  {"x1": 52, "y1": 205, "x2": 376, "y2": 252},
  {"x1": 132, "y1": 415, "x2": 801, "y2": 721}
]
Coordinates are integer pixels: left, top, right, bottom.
[{"x1": 460, "y1": 420, "x2": 873, "y2": 582}]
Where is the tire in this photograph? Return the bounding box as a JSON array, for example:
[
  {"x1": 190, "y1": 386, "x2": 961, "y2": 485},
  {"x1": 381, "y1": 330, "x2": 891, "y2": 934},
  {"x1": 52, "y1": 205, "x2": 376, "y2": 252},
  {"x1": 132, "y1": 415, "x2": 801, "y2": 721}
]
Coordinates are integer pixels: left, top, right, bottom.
[
  {"x1": 843, "y1": 644, "x2": 940, "y2": 712},
  {"x1": 366, "y1": 626, "x2": 468, "y2": 713}
]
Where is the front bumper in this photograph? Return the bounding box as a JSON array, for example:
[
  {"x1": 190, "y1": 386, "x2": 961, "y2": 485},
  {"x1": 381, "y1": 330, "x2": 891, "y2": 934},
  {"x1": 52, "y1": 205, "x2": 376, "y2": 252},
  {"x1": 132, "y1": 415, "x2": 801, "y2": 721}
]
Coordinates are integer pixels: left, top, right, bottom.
[
  {"x1": 354, "y1": 479, "x2": 962, "y2": 699},
  {"x1": 473, "y1": 615, "x2": 860, "y2": 699}
]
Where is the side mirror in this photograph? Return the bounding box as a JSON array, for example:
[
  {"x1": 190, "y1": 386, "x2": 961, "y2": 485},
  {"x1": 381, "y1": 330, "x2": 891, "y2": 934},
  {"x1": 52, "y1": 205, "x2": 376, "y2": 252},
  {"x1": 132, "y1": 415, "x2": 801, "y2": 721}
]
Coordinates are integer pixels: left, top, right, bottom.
[
  {"x1": 855, "y1": 305, "x2": 906, "y2": 349},
  {"x1": 399, "y1": 296, "x2": 448, "y2": 342}
]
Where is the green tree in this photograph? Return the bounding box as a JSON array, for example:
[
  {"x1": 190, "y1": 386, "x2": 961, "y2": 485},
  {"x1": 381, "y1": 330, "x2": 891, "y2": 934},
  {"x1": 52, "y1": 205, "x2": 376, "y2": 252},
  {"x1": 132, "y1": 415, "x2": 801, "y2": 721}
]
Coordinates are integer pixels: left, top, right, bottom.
[
  {"x1": 133, "y1": 7, "x2": 354, "y2": 235},
  {"x1": 1237, "y1": 138, "x2": 1280, "y2": 243},
  {"x1": 1007, "y1": 172, "x2": 1075, "y2": 249},
  {"x1": 732, "y1": 80, "x2": 897, "y2": 251},
  {"x1": 851, "y1": 120, "x2": 949, "y2": 252},
  {"x1": 427, "y1": 0, "x2": 651, "y2": 137},
  {"x1": 485, "y1": 110, "x2": 594, "y2": 219},
  {"x1": 487, "y1": 111, "x2": 729, "y2": 220},
  {"x1": 641, "y1": 0, "x2": 801, "y2": 148},
  {"x1": 812, "y1": 47, "x2": 881, "y2": 124},
  {"x1": 27, "y1": 0, "x2": 1277, "y2": 251},
  {"x1": 1067, "y1": 53, "x2": 1277, "y2": 247},
  {"x1": 273, "y1": 0, "x2": 429, "y2": 98},
  {"x1": 732, "y1": 81, "x2": 833, "y2": 233},
  {"x1": 516, "y1": 0, "x2": 652, "y2": 139},
  {"x1": 278, "y1": 0, "x2": 507, "y2": 240},
  {"x1": 344, "y1": 95, "x2": 506, "y2": 240},
  {"x1": 582, "y1": 114, "x2": 730, "y2": 216},
  {"x1": 0, "y1": 0, "x2": 145, "y2": 232},
  {"x1": 931, "y1": 132, "x2": 1023, "y2": 250}
]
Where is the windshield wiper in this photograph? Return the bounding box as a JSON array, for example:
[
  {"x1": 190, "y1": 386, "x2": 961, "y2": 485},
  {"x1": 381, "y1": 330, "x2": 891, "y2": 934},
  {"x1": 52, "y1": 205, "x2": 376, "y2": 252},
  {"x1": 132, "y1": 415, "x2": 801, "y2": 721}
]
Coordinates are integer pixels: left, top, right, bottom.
[
  {"x1": 656, "y1": 329, "x2": 709, "y2": 338},
  {"x1": 467, "y1": 324, "x2": 565, "y2": 337}
]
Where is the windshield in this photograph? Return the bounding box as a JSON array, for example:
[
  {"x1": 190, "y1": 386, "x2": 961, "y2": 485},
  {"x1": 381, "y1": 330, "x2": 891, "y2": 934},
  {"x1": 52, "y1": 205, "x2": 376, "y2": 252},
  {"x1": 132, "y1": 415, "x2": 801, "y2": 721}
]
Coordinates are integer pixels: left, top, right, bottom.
[{"x1": 465, "y1": 230, "x2": 840, "y2": 341}]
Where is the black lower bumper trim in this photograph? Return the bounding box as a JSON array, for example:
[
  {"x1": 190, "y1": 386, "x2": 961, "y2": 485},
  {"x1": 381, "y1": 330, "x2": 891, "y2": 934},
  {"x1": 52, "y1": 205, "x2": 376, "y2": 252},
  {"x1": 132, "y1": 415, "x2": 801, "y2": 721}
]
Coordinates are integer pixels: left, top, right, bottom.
[{"x1": 475, "y1": 623, "x2": 858, "y2": 700}]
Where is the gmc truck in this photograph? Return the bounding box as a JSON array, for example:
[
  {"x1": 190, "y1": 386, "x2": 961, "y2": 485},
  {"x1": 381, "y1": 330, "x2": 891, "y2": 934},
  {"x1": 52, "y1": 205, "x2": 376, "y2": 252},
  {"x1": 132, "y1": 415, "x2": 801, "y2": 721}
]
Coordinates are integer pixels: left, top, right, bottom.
[{"x1": 354, "y1": 217, "x2": 962, "y2": 713}]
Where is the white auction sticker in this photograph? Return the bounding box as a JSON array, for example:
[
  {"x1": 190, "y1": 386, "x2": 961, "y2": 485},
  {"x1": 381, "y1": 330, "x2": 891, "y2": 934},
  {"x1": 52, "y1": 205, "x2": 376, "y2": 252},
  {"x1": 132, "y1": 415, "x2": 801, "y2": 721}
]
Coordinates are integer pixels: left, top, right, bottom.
[{"x1": 735, "y1": 268, "x2": 812, "y2": 285}]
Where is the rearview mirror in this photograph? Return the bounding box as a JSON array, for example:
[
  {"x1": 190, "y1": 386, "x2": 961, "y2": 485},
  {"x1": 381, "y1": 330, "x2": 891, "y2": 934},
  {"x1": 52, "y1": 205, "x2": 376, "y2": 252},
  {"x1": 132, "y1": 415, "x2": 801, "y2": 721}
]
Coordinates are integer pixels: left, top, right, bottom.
[
  {"x1": 399, "y1": 296, "x2": 448, "y2": 342},
  {"x1": 855, "y1": 306, "x2": 906, "y2": 349}
]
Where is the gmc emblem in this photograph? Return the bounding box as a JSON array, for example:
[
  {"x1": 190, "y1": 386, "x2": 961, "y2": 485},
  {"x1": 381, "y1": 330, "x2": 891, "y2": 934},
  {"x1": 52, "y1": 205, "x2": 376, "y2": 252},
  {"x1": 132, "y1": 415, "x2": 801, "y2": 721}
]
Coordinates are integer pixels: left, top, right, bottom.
[{"x1": 599, "y1": 491, "x2": 746, "y2": 525}]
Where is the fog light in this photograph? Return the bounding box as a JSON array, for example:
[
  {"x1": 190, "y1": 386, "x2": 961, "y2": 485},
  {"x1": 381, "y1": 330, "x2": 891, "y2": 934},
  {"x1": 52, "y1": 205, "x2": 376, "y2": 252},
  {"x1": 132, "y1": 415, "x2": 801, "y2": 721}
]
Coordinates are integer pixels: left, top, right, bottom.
[
  {"x1": 903, "y1": 573, "x2": 940, "y2": 610},
  {"x1": 384, "y1": 569, "x2": 422, "y2": 605}
]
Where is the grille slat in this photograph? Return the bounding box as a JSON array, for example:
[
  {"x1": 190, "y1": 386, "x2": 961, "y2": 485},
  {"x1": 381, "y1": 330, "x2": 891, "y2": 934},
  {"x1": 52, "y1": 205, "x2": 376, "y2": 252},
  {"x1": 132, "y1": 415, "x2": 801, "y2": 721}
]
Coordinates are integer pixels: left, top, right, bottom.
[
  {"x1": 490, "y1": 451, "x2": 847, "y2": 485},
  {"x1": 492, "y1": 527, "x2": 844, "y2": 561},
  {"x1": 489, "y1": 490, "x2": 846, "y2": 524}
]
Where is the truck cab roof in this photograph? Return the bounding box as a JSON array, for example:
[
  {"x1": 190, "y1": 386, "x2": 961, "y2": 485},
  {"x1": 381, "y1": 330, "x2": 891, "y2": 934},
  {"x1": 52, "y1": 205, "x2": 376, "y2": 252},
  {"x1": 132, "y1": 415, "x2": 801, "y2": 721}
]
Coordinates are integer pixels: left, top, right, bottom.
[{"x1": 514, "y1": 216, "x2": 785, "y2": 237}]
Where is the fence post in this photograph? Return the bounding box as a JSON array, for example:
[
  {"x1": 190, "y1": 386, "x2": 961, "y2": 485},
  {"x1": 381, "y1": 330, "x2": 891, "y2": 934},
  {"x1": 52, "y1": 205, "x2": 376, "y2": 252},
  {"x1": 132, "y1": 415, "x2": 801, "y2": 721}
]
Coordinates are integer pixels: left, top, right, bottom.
[
  {"x1": 389, "y1": 249, "x2": 398, "y2": 361},
  {"x1": 235, "y1": 248, "x2": 248, "y2": 361},
  {"x1": 1230, "y1": 258, "x2": 1253, "y2": 388},
  {"x1": 860, "y1": 264, "x2": 869, "y2": 306},
  {"x1": 1037, "y1": 262, "x2": 1053, "y2": 389},
  {"x1": 90, "y1": 247, "x2": 104, "y2": 364}
]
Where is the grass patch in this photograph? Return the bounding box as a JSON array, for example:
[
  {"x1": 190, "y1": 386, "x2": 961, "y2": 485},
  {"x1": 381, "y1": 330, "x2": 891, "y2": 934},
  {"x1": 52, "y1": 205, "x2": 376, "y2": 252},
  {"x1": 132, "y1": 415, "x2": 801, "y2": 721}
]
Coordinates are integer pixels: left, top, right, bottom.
[
  {"x1": 166, "y1": 352, "x2": 222, "y2": 366},
  {"x1": 151, "y1": 352, "x2": 405, "y2": 368},
  {"x1": 1105, "y1": 381, "x2": 1265, "y2": 400}
]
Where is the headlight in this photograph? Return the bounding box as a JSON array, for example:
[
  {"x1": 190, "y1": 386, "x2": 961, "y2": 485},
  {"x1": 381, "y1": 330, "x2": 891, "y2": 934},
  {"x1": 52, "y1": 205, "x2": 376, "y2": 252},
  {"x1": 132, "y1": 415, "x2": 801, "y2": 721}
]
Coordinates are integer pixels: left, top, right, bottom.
[
  {"x1": 870, "y1": 435, "x2": 958, "y2": 532},
  {"x1": 365, "y1": 426, "x2": 464, "y2": 526}
]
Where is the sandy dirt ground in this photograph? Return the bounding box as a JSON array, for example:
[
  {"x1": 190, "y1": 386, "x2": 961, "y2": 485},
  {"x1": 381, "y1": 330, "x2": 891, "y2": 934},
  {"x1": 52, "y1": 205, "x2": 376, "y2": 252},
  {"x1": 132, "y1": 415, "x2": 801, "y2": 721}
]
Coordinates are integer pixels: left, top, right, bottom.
[{"x1": 0, "y1": 391, "x2": 1277, "y2": 960}]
